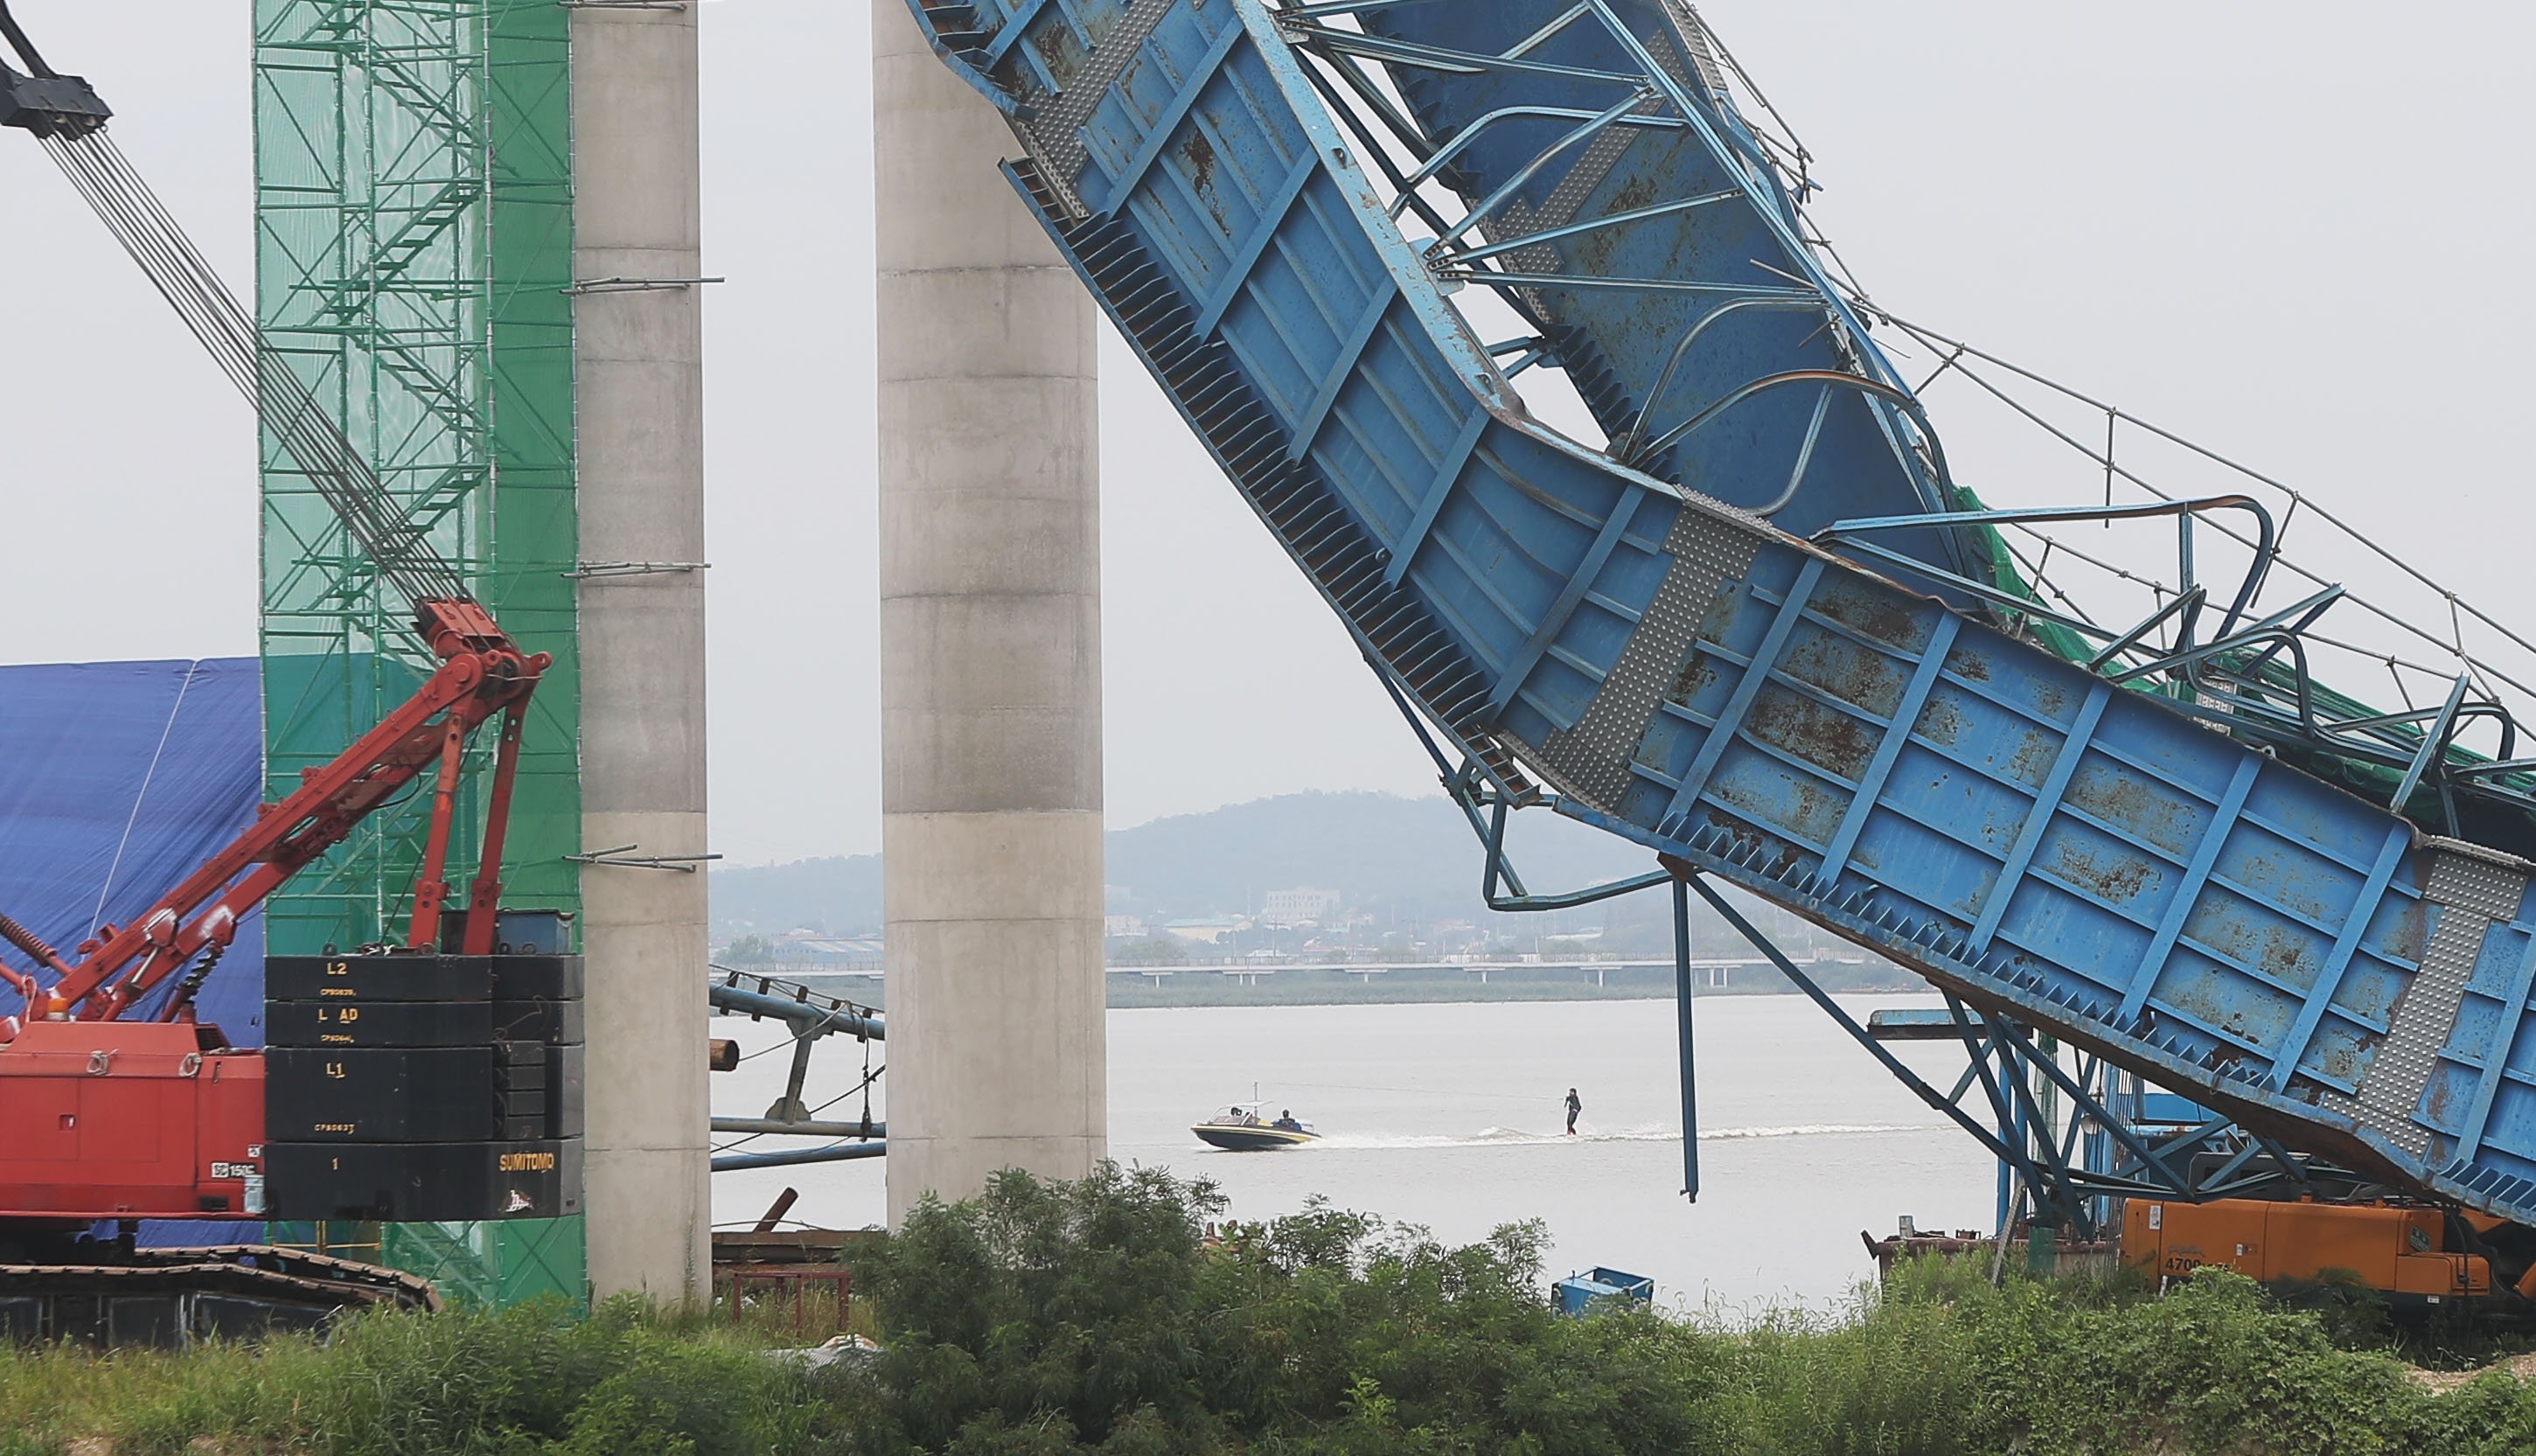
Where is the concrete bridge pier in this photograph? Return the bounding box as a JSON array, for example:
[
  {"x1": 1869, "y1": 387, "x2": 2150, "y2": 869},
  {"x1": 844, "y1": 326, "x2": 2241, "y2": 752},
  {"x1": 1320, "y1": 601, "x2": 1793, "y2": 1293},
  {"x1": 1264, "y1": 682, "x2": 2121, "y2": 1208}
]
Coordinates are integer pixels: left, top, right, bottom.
[
  {"x1": 873, "y1": 0, "x2": 1107, "y2": 1223},
  {"x1": 573, "y1": 0, "x2": 713, "y2": 1300}
]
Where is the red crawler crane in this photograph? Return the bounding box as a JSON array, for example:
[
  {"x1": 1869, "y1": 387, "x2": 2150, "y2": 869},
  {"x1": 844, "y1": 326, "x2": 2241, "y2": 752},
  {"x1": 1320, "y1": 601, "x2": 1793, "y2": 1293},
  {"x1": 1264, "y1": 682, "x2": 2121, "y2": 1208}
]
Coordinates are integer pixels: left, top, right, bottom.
[
  {"x1": 0, "y1": 600, "x2": 544, "y2": 1222},
  {"x1": 0, "y1": 8, "x2": 544, "y2": 1330}
]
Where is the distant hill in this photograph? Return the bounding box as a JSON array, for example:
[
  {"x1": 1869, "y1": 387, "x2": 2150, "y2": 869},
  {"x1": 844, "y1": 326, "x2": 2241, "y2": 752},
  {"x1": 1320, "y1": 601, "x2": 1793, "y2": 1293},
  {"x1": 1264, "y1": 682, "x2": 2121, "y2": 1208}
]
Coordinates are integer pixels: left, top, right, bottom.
[
  {"x1": 1104, "y1": 791, "x2": 1652, "y2": 923},
  {"x1": 710, "y1": 791, "x2": 1659, "y2": 937},
  {"x1": 711, "y1": 852, "x2": 883, "y2": 938}
]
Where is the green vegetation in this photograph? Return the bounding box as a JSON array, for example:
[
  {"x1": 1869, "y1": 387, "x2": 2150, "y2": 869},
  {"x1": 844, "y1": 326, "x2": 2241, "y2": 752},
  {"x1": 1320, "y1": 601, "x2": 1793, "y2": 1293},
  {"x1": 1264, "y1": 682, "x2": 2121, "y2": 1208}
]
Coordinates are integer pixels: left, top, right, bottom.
[
  {"x1": 1109, "y1": 936, "x2": 1190, "y2": 968},
  {"x1": 723, "y1": 934, "x2": 783, "y2": 966},
  {"x1": 0, "y1": 1297, "x2": 842, "y2": 1456},
  {"x1": 9, "y1": 1167, "x2": 2536, "y2": 1453},
  {"x1": 848, "y1": 1169, "x2": 2536, "y2": 1454}
]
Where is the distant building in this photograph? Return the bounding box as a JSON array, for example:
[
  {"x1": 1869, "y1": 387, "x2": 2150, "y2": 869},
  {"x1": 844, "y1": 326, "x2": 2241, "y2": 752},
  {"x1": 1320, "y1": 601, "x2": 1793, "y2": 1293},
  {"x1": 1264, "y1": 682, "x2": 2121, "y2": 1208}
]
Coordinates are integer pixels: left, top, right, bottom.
[
  {"x1": 1163, "y1": 916, "x2": 1244, "y2": 944},
  {"x1": 1105, "y1": 915, "x2": 1148, "y2": 938},
  {"x1": 1259, "y1": 887, "x2": 1341, "y2": 927},
  {"x1": 764, "y1": 931, "x2": 884, "y2": 974}
]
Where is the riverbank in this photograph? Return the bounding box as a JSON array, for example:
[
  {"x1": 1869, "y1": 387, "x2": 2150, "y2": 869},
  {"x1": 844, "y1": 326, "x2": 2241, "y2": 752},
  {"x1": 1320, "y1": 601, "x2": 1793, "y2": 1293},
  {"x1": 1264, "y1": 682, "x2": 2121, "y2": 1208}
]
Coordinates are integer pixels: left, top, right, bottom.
[
  {"x1": 1104, "y1": 958, "x2": 1921, "y2": 1007},
  {"x1": 12, "y1": 1169, "x2": 2536, "y2": 1455},
  {"x1": 769, "y1": 958, "x2": 1923, "y2": 1011}
]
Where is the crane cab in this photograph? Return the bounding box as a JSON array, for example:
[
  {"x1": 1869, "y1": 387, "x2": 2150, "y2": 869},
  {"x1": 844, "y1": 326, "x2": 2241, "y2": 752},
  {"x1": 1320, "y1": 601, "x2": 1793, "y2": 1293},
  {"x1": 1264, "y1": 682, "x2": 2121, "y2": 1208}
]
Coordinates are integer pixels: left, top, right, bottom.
[{"x1": 0, "y1": 1021, "x2": 261, "y2": 1220}]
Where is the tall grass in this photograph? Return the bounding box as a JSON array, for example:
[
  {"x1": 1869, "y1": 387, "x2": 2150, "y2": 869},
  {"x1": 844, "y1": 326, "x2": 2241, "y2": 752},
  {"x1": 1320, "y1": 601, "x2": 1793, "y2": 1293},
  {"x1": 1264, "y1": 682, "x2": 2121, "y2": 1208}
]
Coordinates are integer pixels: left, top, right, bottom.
[
  {"x1": 1706, "y1": 1257, "x2": 2536, "y2": 1455},
  {"x1": 6, "y1": 1183, "x2": 2536, "y2": 1454},
  {"x1": 0, "y1": 1298, "x2": 852, "y2": 1456}
]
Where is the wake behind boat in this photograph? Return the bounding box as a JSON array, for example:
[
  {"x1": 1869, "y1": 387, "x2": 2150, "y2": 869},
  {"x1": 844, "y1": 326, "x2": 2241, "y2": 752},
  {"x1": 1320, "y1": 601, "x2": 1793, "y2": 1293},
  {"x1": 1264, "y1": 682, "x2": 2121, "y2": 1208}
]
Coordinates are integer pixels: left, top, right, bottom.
[{"x1": 1192, "y1": 1104, "x2": 1318, "y2": 1152}]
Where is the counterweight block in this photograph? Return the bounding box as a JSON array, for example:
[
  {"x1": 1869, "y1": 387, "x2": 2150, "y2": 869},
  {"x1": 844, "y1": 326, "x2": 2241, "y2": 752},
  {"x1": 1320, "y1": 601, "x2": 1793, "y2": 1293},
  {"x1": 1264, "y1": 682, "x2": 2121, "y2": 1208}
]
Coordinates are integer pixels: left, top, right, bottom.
[{"x1": 262, "y1": 951, "x2": 583, "y2": 1221}]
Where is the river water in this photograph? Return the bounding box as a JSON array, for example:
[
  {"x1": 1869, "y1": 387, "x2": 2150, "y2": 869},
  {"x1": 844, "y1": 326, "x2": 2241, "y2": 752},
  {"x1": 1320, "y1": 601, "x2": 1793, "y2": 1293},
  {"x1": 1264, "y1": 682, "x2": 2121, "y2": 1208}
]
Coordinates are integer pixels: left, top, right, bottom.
[{"x1": 710, "y1": 993, "x2": 1999, "y2": 1311}]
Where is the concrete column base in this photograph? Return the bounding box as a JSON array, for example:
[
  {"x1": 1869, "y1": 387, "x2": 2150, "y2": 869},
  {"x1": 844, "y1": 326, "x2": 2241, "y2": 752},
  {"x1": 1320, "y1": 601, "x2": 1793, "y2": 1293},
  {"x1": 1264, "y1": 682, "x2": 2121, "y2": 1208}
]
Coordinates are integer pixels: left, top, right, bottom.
[
  {"x1": 884, "y1": 808, "x2": 1105, "y2": 1226},
  {"x1": 581, "y1": 806, "x2": 711, "y2": 1302},
  {"x1": 581, "y1": 1146, "x2": 710, "y2": 1303}
]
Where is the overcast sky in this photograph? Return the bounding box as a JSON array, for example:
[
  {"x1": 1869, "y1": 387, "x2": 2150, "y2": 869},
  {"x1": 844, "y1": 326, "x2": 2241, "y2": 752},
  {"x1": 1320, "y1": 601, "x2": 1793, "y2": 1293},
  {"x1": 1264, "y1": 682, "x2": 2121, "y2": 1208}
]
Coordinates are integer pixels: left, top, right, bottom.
[{"x1": 5, "y1": 2, "x2": 2533, "y2": 866}]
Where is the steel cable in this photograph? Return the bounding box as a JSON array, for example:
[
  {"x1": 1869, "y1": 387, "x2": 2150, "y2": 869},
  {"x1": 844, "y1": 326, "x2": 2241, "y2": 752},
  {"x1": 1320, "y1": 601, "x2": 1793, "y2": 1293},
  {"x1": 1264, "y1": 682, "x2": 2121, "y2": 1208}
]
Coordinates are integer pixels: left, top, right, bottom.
[{"x1": 38, "y1": 130, "x2": 469, "y2": 610}]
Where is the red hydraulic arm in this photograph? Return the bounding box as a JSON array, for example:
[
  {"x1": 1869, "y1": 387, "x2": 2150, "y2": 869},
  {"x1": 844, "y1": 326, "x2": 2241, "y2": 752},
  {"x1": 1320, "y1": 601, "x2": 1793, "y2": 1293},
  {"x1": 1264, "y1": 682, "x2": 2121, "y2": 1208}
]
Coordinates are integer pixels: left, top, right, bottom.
[
  {"x1": 0, "y1": 598, "x2": 546, "y2": 1035},
  {"x1": 0, "y1": 5, "x2": 546, "y2": 1041}
]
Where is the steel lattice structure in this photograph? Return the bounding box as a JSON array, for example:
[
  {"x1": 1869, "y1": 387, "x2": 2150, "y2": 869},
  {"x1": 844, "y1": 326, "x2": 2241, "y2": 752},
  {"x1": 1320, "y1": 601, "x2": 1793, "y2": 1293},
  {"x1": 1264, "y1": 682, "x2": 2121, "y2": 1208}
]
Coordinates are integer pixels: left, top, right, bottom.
[
  {"x1": 904, "y1": 0, "x2": 2536, "y2": 1237},
  {"x1": 251, "y1": 0, "x2": 578, "y2": 961},
  {"x1": 251, "y1": 0, "x2": 581, "y2": 1306}
]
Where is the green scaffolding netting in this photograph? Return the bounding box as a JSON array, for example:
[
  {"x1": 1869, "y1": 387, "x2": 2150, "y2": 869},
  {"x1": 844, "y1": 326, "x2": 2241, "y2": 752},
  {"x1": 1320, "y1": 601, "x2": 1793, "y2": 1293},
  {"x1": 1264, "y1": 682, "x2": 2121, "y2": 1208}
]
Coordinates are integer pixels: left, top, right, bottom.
[{"x1": 254, "y1": 0, "x2": 581, "y2": 1308}]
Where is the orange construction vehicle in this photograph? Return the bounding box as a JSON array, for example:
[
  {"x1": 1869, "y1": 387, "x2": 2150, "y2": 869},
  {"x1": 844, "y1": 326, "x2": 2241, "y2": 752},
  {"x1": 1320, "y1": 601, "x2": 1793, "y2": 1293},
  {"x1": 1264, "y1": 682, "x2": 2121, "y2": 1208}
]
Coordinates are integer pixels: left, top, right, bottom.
[{"x1": 2124, "y1": 1197, "x2": 2536, "y2": 1313}]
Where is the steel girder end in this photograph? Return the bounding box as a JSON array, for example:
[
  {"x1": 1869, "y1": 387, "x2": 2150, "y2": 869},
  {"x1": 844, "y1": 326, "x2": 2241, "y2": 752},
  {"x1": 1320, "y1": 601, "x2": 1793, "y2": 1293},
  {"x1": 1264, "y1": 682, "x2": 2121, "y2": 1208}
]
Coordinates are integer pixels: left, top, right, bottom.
[{"x1": 898, "y1": 0, "x2": 1025, "y2": 115}]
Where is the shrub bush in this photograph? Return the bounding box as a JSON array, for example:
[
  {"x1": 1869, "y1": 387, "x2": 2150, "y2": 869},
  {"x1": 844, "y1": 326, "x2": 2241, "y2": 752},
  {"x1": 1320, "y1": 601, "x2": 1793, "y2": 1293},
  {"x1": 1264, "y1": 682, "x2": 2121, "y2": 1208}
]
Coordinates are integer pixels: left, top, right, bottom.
[{"x1": 7, "y1": 1167, "x2": 2536, "y2": 1454}]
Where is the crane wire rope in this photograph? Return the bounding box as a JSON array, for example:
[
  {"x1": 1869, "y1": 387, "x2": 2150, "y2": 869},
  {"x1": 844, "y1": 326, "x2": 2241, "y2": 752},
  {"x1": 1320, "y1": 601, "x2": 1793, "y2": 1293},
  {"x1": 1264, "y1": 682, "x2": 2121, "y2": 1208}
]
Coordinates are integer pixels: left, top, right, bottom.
[
  {"x1": 38, "y1": 129, "x2": 470, "y2": 612},
  {"x1": 87, "y1": 657, "x2": 199, "y2": 937}
]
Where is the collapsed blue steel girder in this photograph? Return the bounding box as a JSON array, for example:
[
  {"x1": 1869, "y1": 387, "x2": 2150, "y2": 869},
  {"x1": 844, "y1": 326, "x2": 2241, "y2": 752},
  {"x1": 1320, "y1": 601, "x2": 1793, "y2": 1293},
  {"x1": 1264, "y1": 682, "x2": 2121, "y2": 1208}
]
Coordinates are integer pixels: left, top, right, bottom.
[{"x1": 905, "y1": 0, "x2": 2536, "y2": 1228}]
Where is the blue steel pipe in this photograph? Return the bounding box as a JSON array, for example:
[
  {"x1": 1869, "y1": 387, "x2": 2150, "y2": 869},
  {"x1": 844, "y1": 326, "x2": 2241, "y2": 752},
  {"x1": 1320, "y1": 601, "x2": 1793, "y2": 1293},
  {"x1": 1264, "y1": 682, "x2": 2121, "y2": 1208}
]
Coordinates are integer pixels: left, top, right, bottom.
[
  {"x1": 711, "y1": 1141, "x2": 888, "y2": 1173},
  {"x1": 712, "y1": 1118, "x2": 887, "y2": 1139},
  {"x1": 709, "y1": 983, "x2": 884, "y2": 1041},
  {"x1": 1672, "y1": 877, "x2": 1698, "y2": 1202}
]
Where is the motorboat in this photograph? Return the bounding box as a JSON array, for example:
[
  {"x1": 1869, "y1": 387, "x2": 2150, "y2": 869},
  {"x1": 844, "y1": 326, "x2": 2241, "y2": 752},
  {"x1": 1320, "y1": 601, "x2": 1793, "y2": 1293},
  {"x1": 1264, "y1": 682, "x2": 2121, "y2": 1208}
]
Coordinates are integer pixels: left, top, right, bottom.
[{"x1": 1191, "y1": 1104, "x2": 1318, "y2": 1152}]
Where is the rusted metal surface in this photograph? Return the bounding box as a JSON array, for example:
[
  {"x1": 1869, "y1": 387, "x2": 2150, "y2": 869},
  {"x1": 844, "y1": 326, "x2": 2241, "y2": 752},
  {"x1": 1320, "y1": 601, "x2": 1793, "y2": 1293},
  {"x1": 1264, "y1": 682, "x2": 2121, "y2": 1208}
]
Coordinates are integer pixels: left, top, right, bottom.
[
  {"x1": 0, "y1": 1244, "x2": 436, "y2": 1348},
  {"x1": 712, "y1": 1228, "x2": 877, "y2": 1267},
  {"x1": 1860, "y1": 1228, "x2": 2115, "y2": 1279},
  {"x1": 899, "y1": 0, "x2": 2536, "y2": 1229}
]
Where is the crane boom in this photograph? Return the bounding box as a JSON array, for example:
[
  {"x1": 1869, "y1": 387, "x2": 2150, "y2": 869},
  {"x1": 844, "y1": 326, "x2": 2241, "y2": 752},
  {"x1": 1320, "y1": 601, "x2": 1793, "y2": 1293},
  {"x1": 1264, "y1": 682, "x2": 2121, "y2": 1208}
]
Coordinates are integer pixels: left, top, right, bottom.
[
  {"x1": 0, "y1": 4, "x2": 538, "y2": 1027},
  {"x1": 0, "y1": 10, "x2": 566, "y2": 1327},
  {"x1": 0, "y1": 602, "x2": 544, "y2": 1035}
]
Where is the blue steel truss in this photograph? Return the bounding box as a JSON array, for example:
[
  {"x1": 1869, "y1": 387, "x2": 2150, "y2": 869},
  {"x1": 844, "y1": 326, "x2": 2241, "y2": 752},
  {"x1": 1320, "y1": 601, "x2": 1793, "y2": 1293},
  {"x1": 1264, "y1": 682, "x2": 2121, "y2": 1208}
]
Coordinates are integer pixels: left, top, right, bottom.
[
  {"x1": 1406, "y1": 658, "x2": 2325, "y2": 1239},
  {"x1": 1274, "y1": 0, "x2": 2536, "y2": 847},
  {"x1": 905, "y1": 0, "x2": 2536, "y2": 1232},
  {"x1": 706, "y1": 972, "x2": 888, "y2": 1173}
]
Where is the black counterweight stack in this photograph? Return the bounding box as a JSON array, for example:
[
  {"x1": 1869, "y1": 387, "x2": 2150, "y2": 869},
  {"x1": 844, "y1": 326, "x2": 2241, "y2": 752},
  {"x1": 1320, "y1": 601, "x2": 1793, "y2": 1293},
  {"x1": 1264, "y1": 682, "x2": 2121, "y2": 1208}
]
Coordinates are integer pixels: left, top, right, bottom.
[{"x1": 264, "y1": 938, "x2": 584, "y2": 1222}]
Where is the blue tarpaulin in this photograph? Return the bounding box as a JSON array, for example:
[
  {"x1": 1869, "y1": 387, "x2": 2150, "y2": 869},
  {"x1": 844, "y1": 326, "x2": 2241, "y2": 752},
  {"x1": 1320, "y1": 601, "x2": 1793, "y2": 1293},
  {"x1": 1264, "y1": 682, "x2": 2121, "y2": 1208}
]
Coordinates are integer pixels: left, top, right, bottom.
[
  {"x1": 0, "y1": 658, "x2": 265, "y2": 1041},
  {"x1": 0, "y1": 658, "x2": 266, "y2": 1247}
]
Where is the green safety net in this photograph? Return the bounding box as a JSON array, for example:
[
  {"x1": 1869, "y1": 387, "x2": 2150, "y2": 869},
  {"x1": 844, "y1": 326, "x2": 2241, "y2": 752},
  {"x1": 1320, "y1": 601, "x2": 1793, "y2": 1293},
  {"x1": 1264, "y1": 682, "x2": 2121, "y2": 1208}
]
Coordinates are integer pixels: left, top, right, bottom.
[
  {"x1": 383, "y1": 1217, "x2": 589, "y2": 1309},
  {"x1": 263, "y1": 1218, "x2": 586, "y2": 1308},
  {"x1": 253, "y1": 0, "x2": 582, "y2": 1309},
  {"x1": 1939, "y1": 484, "x2": 2094, "y2": 666}
]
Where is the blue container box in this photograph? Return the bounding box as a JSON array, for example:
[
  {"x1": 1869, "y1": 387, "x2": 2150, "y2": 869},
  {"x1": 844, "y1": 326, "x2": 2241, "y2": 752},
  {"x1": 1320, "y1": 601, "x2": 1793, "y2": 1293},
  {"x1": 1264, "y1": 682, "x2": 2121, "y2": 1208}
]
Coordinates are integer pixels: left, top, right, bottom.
[{"x1": 1554, "y1": 1267, "x2": 1655, "y2": 1316}]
